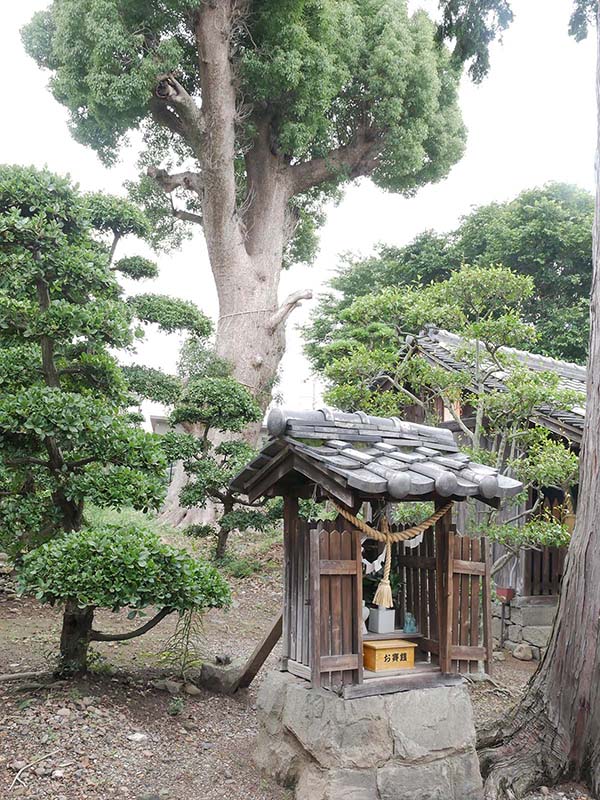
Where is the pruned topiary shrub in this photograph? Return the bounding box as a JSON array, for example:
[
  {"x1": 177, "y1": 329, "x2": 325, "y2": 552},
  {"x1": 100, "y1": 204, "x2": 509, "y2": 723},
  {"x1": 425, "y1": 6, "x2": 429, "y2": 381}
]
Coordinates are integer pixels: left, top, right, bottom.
[{"x1": 17, "y1": 525, "x2": 231, "y2": 675}]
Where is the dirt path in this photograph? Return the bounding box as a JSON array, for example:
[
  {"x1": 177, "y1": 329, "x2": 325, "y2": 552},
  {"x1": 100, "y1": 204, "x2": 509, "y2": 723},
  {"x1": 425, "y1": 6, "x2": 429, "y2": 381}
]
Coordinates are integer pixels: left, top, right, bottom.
[{"x1": 0, "y1": 570, "x2": 593, "y2": 800}]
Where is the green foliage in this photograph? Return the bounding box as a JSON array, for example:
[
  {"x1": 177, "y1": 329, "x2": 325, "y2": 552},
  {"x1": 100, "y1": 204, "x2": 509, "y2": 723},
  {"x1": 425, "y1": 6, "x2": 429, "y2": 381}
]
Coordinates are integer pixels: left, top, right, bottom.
[
  {"x1": 122, "y1": 365, "x2": 182, "y2": 405},
  {"x1": 437, "y1": 0, "x2": 514, "y2": 82},
  {"x1": 304, "y1": 183, "x2": 594, "y2": 365},
  {"x1": 171, "y1": 378, "x2": 262, "y2": 432},
  {"x1": 127, "y1": 294, "x2": 212, "y2": 337},
  {"x1": 184, "y1": 523, "x2": 215, "y2": 540},
  {"x1": 17, "y1": 525, "x2": 231, "y2": 613},
  {"x1": 483, "y1": 517, "x2": 572, "y2": 551},
  {"x1": 218, "y1": 553, "x2": 263, "y2": 578},
  {"x1": 114, "y1": 256, "x2": 159, "y2": 281},
  {"x1": 84, "y1": 192, "x2": 151, "y2": 240},
  {"x1": 23, "y1": 0, "x2": 467, "y2": 265},
  {"x1": 306, "y1": 257, "x2": 581, "y2": 559},
  {"x1": 177, "y1": 337, "x2": 231, "y2": 381},
  {"x1": 0, "y1": 165, "x2": 175, "y2": 553}
]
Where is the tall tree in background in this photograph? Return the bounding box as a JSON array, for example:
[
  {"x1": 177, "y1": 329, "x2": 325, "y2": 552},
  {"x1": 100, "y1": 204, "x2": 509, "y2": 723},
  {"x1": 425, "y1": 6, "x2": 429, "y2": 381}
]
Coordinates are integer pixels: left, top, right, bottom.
[
  {"x1": 304, "y1": 183, "x2": 594, "y2": 367},
  {"x1": 21, "y1": 0, "x2": 493, "y2": 413},
  {"x1": 479, "y1": 4, "x2": 600, "y2": 796}
]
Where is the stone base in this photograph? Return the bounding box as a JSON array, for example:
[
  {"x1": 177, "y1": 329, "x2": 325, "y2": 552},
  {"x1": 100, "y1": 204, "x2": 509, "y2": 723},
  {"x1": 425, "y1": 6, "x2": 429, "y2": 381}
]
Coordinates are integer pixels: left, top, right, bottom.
[
  {"x1": 255, "y1": 671, "x2": 483, "y2": 800},
  {"x1": 492, "y1": 596, "x2": 557, "y2": 659}
]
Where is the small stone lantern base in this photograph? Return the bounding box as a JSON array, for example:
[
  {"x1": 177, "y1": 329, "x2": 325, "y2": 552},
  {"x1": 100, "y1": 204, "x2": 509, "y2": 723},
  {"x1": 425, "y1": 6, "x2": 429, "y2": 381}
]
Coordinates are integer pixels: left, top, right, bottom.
[{"x1": 255, "y1": 671, "x2": 483, "y2": 800}]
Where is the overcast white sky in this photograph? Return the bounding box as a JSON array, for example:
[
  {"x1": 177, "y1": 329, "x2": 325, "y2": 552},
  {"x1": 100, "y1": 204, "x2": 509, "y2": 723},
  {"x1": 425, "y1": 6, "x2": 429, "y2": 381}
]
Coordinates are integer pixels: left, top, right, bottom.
[{"x1": 1, "y1": 0, "x2": 596, "y2": 417}]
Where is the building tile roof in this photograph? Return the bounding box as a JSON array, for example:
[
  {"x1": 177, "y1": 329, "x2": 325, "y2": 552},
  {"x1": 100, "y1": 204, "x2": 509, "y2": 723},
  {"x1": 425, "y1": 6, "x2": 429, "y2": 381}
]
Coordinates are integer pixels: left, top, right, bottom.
[{"x1": 412, "y1": 327, "x2": 586, "y2": 444}]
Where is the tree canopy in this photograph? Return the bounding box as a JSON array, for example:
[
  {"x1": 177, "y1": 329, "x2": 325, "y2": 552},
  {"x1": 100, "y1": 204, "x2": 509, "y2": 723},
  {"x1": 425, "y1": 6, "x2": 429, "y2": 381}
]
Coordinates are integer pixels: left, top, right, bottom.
[
  {"x1": 305, "y1": 183, "x2": 593, "y2": 368},
  {"x1": 0, "y1": 164, "x2": 212, "y2": 553}
]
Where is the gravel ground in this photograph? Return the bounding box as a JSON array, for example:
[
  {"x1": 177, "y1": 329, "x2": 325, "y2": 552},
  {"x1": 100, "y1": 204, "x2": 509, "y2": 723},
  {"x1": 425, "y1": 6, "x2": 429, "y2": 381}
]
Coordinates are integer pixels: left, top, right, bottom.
[{"x1": 0, "y1": 544, "x2": 594, "y2": 800}]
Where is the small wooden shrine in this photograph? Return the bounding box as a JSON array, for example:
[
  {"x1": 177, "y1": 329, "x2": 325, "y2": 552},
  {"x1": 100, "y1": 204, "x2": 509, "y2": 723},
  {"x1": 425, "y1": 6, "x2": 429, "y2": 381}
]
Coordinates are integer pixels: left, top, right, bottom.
[{"x1": 231, "y1": 408, "x2": 522, "y2": 699}]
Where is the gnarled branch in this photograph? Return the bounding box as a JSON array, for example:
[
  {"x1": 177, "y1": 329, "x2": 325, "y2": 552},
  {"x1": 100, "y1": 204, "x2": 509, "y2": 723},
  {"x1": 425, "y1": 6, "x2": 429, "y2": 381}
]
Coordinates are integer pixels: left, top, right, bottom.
[
  {"x1": 289, "y1": 131, "x2": 380, "y2": 195},
  {"x1": 147, "y1": 167, "x2": 204, "y2": 196},
  {"x1": 90, "y1": 607, "x2": 174, "y2": 642},
  {"x1": 268, "y1": 289, "x2": 313, "y2": 332}
]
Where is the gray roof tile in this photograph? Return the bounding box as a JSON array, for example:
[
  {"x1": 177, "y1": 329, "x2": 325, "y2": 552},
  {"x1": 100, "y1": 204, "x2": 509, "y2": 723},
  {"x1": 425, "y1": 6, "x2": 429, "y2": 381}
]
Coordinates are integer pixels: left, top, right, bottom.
[{"x1": 231, "y1": 407, "x2": 523, "y2": 503}]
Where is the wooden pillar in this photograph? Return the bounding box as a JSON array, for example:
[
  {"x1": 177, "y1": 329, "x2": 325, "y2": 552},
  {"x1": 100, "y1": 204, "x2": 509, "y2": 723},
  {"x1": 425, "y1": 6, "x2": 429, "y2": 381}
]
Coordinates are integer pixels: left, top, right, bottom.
[
  {"x1": 282, "y1": 495, "x2": 298, "y2": 671},
  {"x1": 435, "y1": 500, "x2": 454, "y2": 674}
]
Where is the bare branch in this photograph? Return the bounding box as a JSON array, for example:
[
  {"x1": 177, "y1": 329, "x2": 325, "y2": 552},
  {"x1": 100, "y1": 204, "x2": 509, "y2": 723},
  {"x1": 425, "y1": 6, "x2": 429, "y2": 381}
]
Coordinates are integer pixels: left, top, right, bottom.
[
  {"x1": 147, "y1": 166, "x2": 204, "y2": 196},
  {"x1": 90, "y1": 607, "x2": 174, "y2": 642},
  {"x1": 154, "y1": 74, "x2": 204, "y2": 154},
  {"x1": 173, "y1": 209, "x2": 203, "y2": 225},
  {"x1": 268, "y1": 289, "x2": 313, "y2": 332}
]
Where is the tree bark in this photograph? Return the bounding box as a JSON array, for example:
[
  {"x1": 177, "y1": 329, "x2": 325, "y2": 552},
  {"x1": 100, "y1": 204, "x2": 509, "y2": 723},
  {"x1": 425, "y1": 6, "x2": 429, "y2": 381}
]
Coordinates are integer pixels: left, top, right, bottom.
[
  {"x1": 479, "y1": 13, "x2": 600, "y2": 797},
  {"x1": 59, "y1": 601, "x2": 94, "y2": 676}
]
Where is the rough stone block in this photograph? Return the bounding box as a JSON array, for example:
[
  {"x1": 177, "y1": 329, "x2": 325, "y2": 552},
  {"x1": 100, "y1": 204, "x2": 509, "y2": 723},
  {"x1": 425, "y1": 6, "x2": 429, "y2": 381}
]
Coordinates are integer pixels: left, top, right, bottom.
[
  {"x1": 377, "y1": 752, "x2": 483, "y2": 800},
  {"x1": 522, "y1": 626, "x2": 552, "y2": 648},
  {"x1": 492, "y1": 618, "x2": 502, "y2": 640},
  {"x1": 255, "y1": 671, "x2": 484, "y2": 800},
  {"x1": 199, "y1": 659, "x2": 244, "y2": 694},
  {"x1": 508, "y1": 607, "x2": 523, "y2": 627},
  {"x1": 282, "y1": 682, "x2": 393, "y2": 769},
  {"x1": 521, "y1": 605, "x2": 557, "y2": 627},
  {"x1": 385, "y1": 686, "x2": 476, "y2": 759},
  {"x1": 512, "y1": 643, "x2": 533, "y2": 661},
  {"x1": 508, "y1": 625, "x2": 523, "y2": 643},
  {"x1": 296, "y1": 766, "x2": 378, "y2": 800}
]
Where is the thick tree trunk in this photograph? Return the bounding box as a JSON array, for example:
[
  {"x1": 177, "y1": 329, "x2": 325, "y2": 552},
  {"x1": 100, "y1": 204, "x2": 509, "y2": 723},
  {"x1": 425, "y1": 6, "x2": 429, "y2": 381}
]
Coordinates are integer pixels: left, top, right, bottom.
[
  {"x1": 479, "y1": 16, "x2": 600, "y2": 798},
  {"x1": 59, "y1": 601, "x2": 94, "y2": 676}
]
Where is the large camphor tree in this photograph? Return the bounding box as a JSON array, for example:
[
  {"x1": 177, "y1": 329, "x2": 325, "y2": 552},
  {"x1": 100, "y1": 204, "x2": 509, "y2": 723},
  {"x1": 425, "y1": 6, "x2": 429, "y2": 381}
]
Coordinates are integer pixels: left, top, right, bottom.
[{"x1": 21, "y1": 0, "x2": 492, "y2": 410}]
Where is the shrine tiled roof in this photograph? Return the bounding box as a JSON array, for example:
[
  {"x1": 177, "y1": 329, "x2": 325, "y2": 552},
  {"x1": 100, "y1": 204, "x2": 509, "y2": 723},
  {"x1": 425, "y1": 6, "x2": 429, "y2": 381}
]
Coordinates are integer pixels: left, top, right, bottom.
[{"x1": 231, "y1": 408, "x2": 523, "y2": 505}]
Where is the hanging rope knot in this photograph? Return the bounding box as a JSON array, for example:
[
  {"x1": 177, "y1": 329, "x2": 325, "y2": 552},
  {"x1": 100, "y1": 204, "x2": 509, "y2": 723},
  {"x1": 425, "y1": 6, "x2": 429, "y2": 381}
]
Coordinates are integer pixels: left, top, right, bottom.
[{"x1": 333, "y1": 501, "x2": 453, "y2": 610}]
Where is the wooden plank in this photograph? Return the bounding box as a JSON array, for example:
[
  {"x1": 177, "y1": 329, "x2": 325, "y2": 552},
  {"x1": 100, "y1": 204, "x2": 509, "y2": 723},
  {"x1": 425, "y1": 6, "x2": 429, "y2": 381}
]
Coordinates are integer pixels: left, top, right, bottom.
[
  {"x1": 320, "y1": 654, "x2": 361, "y2": 671},
  {"x1": 303, "y1": 529, "x2": 310, "y2": 666},
  {"x1": 320, "y1": 529, "x2": 331, "y2": 691},
  {"x1": 342, "y1": 671, "x2": 463, "y2": 700},
  {"x1": 288, "y1": 659, "x2": 311, "y2": 680},
  {"x1": 329, "y1": 529, "x2": 343, "y2": 691},
  {"x1": 482, "y1": 538, "x2": 494, "y2": 677},
  {"x1": 237, "y1": 613, "x2": 283, "y2": 689},
  {"x1": 452, "y1": 536, "x2": 461, "y2": 673},
  {"x1": 442, "y1": 506, "x2": 454, "y2": 673},
  {"x1": 470, "y1": 537, "x2": 481, "y2": 675},
  {"x1": 353, "y1": 527, "x2": 364, "y2": 686},
  {"x1": 453, "y1": 559, "x2": 486, "y2": 576},
  {"x1": 295, "y1": 521, "x2": 305, "y2": 666},
  {"x1": 396, "y1": 555, "x2": 436, "y2": 570},
  {"x1": 248, "y1": 453, "x2": 295, "y2": 503},
  {"x1": 289, "y1": 510, "x2": 298, "y2": 663},
  {"x1": 281, "y1": 496, "x2": 297, "y2": 669},
  {"x1": 459, "y1": 536, "x2": 470, "y2": 674},
  {"x1": 419, "y1": 534, "x2": 428, "y2": 646},
  {"x1": 542, "y1": 546, "x2": 551, "y2": 595},
  {"x1": 426, "y1": 530, "x2": 438, "y2": 663},
  {"x1": 309, "y1": 528, "x2": 321, "y2": 688},
  {"x1": 340, "y1": 529, "x2": 354, "y2": 686},
  {"x1": 451, "y1": 645, "x2": 487, "y2": 661},
  {"x1": 319, "y1": 560, "x2": 358, "y2": 575},
  {"x1": 435, "y1": 512, "x2": 446, "y2": 672},
  {"x1": 292, "y1": 454, "x2": 356, "y2": 508}
]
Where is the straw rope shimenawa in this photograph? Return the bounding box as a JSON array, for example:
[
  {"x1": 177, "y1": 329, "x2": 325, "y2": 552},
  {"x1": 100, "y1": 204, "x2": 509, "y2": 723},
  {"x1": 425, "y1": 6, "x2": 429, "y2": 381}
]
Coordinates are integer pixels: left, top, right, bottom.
[{"x1": 332, "y1": 501, "x2": 453, "y2": 609}]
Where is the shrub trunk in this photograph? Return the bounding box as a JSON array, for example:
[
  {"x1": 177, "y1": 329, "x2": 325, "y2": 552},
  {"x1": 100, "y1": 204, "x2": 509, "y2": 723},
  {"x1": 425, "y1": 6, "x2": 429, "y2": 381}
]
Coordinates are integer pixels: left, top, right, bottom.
[{"x1": 59, "y1": 600, "x2": 94, "y2": 675}]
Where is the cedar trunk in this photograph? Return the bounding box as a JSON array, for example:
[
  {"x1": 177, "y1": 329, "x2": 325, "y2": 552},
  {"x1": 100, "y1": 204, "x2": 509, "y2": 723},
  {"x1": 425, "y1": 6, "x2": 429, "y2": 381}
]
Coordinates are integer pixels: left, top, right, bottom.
[
  {"x1": 59, "y1": 601, "x2": 94, "y2": 676},
  {"x1": 479, "y1": 14, "x2": 600, "y2": 797}
]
